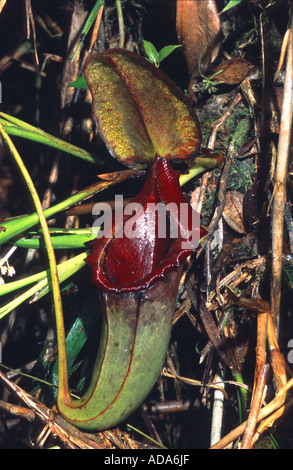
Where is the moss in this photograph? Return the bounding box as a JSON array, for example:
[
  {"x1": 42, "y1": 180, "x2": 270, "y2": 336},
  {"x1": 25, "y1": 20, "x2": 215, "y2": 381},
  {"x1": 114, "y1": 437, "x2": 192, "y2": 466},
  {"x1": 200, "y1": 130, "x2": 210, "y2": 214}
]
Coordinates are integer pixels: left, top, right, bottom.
[
  {"x1": 201, "y1": 179, "x2": 218, "y2": 226},
  {"x1": 228, "y1": 158, "x2": 256, "y2": 193},
  {"x1": 225, "y1": 106, "x2": 251, "y2": 150},
  {"x1": 224, "y1": 105, "x2": 255, "y2": 192}
]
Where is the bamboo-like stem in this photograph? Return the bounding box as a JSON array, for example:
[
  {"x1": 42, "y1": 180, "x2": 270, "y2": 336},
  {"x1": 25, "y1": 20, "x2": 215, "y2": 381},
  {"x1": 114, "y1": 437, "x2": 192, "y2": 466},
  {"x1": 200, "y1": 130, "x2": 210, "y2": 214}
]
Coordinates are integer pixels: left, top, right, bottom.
[{"x1": 271, "y1": 18, "x2": 293, "y2": 335}]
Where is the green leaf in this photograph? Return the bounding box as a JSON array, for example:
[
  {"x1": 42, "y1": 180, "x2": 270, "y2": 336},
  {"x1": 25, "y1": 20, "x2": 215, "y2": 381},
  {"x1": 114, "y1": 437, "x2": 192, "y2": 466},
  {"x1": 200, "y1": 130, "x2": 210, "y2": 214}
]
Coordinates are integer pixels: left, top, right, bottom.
[
  {"x1": 71, "y1": 0, "x2": 105, "y2": 62},
  {"x1": 143, "y1": 40, "x2": 159, "y2": 66},
  {"x1": 0, "y1": 179, "x2": 122, "y2": 245},
  {"x1": 221, "y1": 0, "x2": 242, "y2": 13},
  {"x1": 68, "y1": 76, "x2": 89, "y2": 89},
  {"x1": 0, "y1": 112, "x2": 102, "y2": 166},
  {"x1": 13, "y1": 228, "x2": 96, "y2": 249},
  {"x1": 0, "y1": 252, "x2": 88, "y2": 318},
  {"x1": 158, "y1": 44, "x2": 182, "y2": 63},
  {"x1": 51, "y1": 292, "x2": 102, "y2": 398}
]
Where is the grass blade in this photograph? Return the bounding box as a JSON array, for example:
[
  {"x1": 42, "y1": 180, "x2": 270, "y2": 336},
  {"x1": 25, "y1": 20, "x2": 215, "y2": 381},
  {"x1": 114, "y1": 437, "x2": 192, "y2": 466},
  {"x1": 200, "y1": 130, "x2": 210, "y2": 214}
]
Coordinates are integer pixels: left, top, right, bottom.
[{"x1": 0, "y1": 112, "x2": 107, "y2": 166}]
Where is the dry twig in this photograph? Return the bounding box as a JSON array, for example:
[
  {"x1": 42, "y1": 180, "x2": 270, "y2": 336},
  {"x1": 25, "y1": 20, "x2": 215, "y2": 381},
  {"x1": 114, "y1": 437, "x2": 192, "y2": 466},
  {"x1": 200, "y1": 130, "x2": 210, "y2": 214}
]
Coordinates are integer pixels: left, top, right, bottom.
[
  {"x1": 241, "y1": 364, "x2": 269, "y2": 449},
  {"x1": 271, "y1": 19, "x2": 293, "y2": 335},
  {"x1": 0, "y1": 368, "x2": 104, "y2": 449}
]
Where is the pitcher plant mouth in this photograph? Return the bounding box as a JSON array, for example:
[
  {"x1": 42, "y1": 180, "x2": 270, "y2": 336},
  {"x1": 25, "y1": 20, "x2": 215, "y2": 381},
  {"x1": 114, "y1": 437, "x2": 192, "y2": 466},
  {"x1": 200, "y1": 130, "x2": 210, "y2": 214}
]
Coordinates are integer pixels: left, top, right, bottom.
[{"x1": 86, "y1": 157, "x2": 207, "y2": 294}]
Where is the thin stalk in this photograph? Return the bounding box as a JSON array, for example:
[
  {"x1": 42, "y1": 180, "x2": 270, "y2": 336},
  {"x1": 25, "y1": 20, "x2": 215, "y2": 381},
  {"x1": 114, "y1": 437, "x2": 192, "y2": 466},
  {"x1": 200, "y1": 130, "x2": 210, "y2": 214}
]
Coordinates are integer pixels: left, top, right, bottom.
[
  {"x1": 126, "y1": 424, "x2": 167, "y2": 449},
  {"x1": 233, "y1": 370, "x2": 249, "y2": 422},
  {"x1": 116, "y1": 0, "x2": 124, "y2": 47},
  {"x1": 0, "y1": 122, "x2": 70, "y2": 399}
]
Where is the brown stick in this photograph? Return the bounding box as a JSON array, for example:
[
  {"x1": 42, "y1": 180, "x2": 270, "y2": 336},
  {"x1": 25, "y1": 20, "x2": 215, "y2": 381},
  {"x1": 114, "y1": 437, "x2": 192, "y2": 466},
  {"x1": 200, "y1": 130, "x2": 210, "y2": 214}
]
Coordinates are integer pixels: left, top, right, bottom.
[
  {"x1": 254, "y1": 311, "x2": 269, "y2": 388},
  {"x1": 0, "y1": 398, "x2": 35, "y2": 422},
  {"x1": 241, "y1": 364, "x2": 269, "y2": 449},
  {"x1": 89, "y1": 3, "x2": 104, "y2": 53},
  {"x1": 270, "y1": 19, "x2": 293, "y2": 335}
]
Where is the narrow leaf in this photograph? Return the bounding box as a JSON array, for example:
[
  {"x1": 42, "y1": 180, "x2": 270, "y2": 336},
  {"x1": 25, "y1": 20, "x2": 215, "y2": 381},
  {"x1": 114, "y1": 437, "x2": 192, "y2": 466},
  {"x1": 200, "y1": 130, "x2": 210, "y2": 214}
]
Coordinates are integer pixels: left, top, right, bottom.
[
  {"x1": 0, "y1": 252, "x2": 87, "y2": 319},
  {"x1": 221, "y1": 0, "x2": 242, "y2": 13},
  {"x1": 158, "y1": 44, "x2": 182, "y2": 63},
  {"x1": 0, "y1": 174, "x2": 132, "y2": 245},
  {"x1": 0, "y1": 113, "x2": 103, "y2": 166},
  {"x1": 71, "y1": 0, "x2": 105, "y2": 62},
  {"x1": 13, "y1": 228, "x2": 95, "y2": 249},
  {"x1": 0, "y1": 252, "x2": 87, "y2": 297}
]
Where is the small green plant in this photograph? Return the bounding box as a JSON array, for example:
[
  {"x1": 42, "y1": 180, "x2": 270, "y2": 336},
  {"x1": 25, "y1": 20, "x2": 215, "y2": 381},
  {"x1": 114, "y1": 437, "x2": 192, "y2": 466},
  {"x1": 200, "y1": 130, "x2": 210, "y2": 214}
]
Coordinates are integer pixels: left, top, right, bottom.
[
  {"x1": 190, "y1": 47, "x2": 223, "y2": 94},
  {"x1": 194, "y1": 48, "x2": 224, "y2": 95},
  {"x1": 143, "y1": 40, "x2": 181, "y2": 68},
  {"x1": 194, "y1": 69, "x2": 225, "y2": 95},
  {"x1": 69, "y1": 41, "x2": 181, "y2": 88}
]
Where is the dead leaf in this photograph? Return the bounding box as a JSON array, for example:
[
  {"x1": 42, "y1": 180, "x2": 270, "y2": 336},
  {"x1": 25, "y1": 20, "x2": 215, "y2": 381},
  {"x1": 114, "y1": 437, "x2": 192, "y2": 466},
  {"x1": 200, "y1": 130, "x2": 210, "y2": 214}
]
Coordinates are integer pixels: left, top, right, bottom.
[
  {"x1": 176, "y1": 0, "x2": 223, "y2": 99},
  {"x1": 214, "y1": 57, "x2": 254, "y2": 85},
  {"x1": 222, "y1": 190, "x2": 246, "y2": 234}
]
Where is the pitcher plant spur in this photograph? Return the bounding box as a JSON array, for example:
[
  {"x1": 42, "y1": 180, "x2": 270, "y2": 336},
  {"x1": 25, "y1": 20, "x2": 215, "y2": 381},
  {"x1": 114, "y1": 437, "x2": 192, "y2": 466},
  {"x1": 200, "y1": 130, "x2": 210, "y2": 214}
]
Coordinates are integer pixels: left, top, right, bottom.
[{"x1": 56, "y1": 48, "x2": 208, "y2": 431}]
